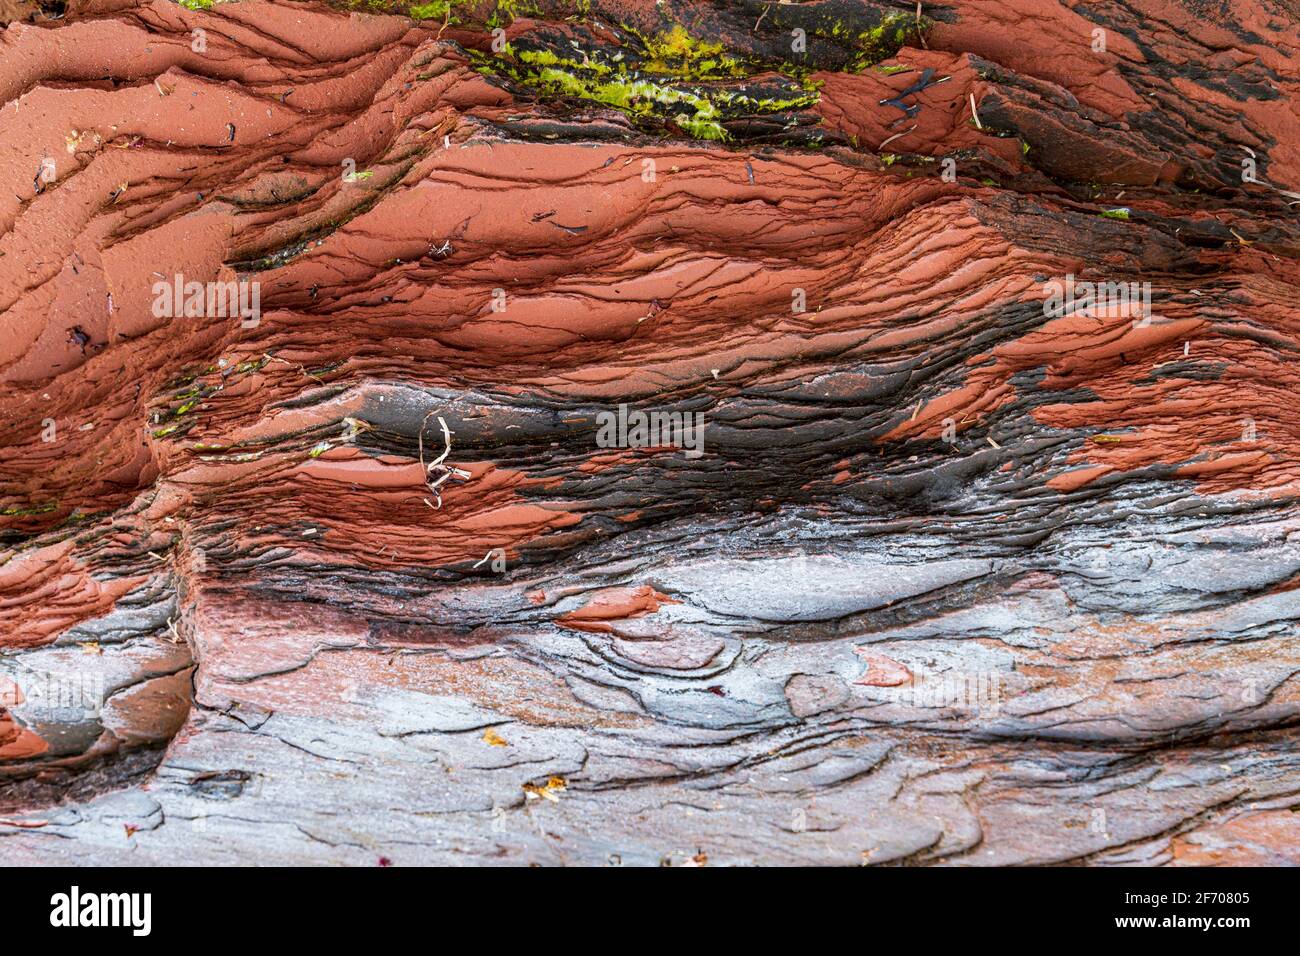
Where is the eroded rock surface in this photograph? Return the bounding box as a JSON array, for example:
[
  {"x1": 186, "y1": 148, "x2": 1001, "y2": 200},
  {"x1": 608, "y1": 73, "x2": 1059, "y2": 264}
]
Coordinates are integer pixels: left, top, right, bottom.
[{"x1": 1, "y1": 0, "x2": 1298, "y2": 865}]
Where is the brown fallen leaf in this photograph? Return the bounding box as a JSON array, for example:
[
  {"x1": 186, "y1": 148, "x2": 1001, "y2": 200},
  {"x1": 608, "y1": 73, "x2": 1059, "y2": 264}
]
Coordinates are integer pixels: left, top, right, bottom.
[{"x1": 522, "y1": 776, "x2": 567, "y2": 802}]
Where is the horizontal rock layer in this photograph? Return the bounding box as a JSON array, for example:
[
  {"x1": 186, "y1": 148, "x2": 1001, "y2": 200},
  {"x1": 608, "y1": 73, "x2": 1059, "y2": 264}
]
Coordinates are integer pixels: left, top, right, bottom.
[{"x1": 0, "y1": 0, "x2": 1298, "y2": 865}]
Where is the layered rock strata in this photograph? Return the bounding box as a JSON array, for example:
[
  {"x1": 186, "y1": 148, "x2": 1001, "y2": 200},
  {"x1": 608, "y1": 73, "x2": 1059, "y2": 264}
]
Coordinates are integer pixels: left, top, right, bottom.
[{"x1": 1, "y1": 0, "x2": 1298, "y2": 864}]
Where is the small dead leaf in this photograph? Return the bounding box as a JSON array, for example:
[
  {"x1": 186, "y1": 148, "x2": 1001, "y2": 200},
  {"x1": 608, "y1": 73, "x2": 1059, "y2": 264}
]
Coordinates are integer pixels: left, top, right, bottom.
[
  {"x1": 482, "y1": 728, "x2": 508, "y2": 747},
  {"x1": 522, "y1": 776, "x2": 566, "y2": 802}
]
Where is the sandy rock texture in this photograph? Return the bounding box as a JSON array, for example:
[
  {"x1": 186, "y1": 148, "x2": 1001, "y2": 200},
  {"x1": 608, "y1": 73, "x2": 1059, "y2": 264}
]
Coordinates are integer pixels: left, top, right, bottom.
[{"x1": 1, "y1": 0, "x2": 1298, "y2": 865}]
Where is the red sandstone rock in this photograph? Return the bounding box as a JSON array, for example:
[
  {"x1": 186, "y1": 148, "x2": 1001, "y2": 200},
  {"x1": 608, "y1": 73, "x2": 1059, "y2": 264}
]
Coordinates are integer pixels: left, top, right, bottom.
[{"x1": 0, "y1": 0, "x2": 1297, "y2": 865}]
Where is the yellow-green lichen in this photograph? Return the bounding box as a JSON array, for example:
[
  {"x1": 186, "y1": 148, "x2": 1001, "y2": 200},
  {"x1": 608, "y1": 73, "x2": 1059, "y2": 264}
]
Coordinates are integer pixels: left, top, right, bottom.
[
  {"x1": 509, "y1": 58, "x2": 732, "y2": 139},
  {"x1": 409, "y1": 0, "x2": 472, "y2": 21},
  {"x1": 408, "y1": 2, "x2": 448, "y2": 20},
  {"x1": 491, "y1": 34, "x2": 820, "y2": 143},
  {"x1": 852, "y1": 10, "x2": 927, "y2": 71},
  {"x1": 635, "y1": 25, "x2": 746, "y2": 79},
  {"x1": 1, "y1": 502, "x2": 58, "y2": 517}
]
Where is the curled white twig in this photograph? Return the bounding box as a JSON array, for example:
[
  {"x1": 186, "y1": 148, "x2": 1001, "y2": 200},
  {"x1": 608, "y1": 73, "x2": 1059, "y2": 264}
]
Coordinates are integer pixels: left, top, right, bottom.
[{"x1": 418, "y1": 412, "x2": 470, "y2": 509}]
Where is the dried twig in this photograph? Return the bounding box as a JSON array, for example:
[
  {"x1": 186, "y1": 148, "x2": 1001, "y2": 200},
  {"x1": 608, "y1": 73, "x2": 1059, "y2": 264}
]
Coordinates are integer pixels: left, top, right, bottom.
[
  {"x1": 263, "y1": 353, "x2": 325, "y2": 383},
  {"x1": 879, "y1": 125, "x2": 917, "y2": 150},
  {"x1": 418, "y1": 412, "x2": 470, "y2": 509}
]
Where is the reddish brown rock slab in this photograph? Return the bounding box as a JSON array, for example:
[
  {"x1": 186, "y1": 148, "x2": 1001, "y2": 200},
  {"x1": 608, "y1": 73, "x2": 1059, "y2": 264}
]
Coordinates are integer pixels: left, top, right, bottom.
[
  {"x1": 1, "y1": 0, "x2": 1298, "y2": 865},
  {"x1": 1171, "y1": 810, "x2": 1300, "y2": 867}
]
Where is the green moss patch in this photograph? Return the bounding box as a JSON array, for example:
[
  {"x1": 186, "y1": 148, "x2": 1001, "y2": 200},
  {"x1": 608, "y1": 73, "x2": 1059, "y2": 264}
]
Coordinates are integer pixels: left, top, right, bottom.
[{"x1": 476, "y1": 26, "x2": 822, "y2": 143}]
